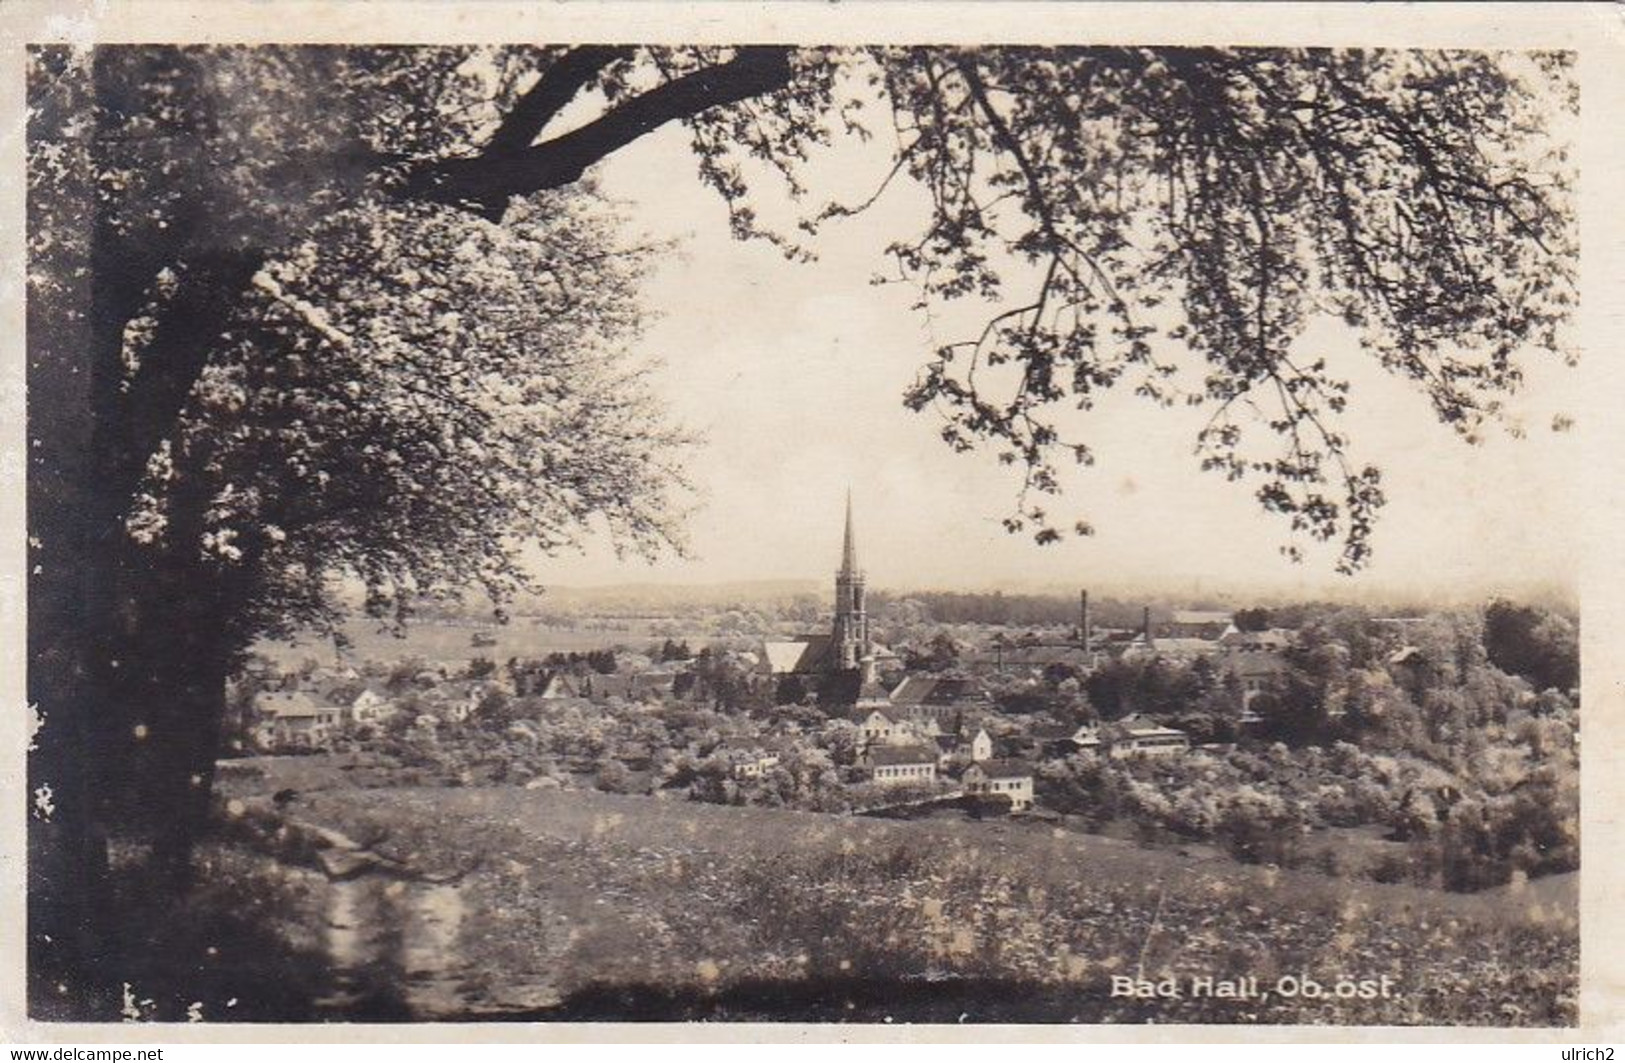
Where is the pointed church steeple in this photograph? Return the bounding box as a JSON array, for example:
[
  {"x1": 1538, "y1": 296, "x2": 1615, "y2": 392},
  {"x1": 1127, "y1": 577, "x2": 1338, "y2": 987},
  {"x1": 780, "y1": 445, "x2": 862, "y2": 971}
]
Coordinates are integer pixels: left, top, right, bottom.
[
  {"x1": 841, "y1": 489, "x2": 860, "y2": 577},
  {"x1": 832, "y1": 490, "x2": 869, "y2": 671}
]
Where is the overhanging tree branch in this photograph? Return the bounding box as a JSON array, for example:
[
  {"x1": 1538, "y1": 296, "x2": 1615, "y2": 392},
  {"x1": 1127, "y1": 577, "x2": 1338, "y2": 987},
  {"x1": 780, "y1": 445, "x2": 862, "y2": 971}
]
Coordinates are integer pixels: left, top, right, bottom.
[
  {"x1": 403, "y1": 46, "x2": 796, "y2": 215},
  {"x1": 484, "y1": 45, "x2": 634, "y2": 156}
]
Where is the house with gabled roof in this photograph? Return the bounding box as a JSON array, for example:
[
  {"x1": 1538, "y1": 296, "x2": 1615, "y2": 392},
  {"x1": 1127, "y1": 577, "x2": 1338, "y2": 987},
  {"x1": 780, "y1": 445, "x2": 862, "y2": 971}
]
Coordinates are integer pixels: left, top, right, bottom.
[
  {"x1": 1025, "y1": 721, "x2": 1085, "y2": 758},
  {"x1": 888, "y1": 674, "x2": 990, "y2": 724},
  {"x1": 1122, "y1": 636, "x2": 1220, "y2": 663},
  {"x1": 1071, "y1": 723, "x2": 1104, "y2": 752},
  {"x1": 962, "y1": 758, "x2": 1035, "y2": 811},
  {"x1": 1164, "y1": 610, "x2": 1237, "y2": 640},
  {"x1": 347, "y1": 687, "x2": 396, "y2": 726},
  {"x1": 932, "y1": 726, "x2": 993, "y2": 768},
  {"x1": 718, "y1": 736, "x2": 784, "y2": 780},
  {"x1": 1106, "y1": 714, "x2": 1190, "y2": 758},
  {"x1": 252, "y1": 690, "x2": 342, "y2": 751}
]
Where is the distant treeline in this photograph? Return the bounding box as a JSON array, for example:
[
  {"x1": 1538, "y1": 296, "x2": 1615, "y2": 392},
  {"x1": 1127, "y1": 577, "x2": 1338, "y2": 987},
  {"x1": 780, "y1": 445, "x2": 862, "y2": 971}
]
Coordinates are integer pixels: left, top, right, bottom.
[{"x1": 868, "y1": 590, "x2": 1151, "y2": 629}]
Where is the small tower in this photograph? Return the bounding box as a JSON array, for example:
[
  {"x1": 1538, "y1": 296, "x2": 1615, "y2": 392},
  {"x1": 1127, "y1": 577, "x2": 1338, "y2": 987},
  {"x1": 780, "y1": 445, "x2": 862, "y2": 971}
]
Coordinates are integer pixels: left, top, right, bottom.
[{"x1": 832, "y1": 491, "x2": 869, "y2": 671}]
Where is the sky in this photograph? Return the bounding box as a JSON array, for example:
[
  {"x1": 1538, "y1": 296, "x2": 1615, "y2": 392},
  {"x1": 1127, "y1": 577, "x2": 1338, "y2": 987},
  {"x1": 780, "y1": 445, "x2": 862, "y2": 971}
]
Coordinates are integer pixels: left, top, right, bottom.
[{"x1": 524, "y1": 104, "x2": 1582, "y2": 602}]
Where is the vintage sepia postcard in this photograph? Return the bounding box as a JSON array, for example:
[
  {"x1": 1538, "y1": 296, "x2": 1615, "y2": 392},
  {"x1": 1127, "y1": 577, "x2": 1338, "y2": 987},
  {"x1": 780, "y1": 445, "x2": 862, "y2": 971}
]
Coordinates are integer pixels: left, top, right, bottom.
[{"x1": 4, "y1": 0, "x2": 1625, "y2": 1044}]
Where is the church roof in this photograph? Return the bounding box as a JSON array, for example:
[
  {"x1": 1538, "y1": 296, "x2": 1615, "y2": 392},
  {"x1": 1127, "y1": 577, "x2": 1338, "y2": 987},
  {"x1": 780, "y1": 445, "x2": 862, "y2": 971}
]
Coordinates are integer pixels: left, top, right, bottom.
[{"x1": 762, "y1": 636, "x2": 834, "y2": 675}]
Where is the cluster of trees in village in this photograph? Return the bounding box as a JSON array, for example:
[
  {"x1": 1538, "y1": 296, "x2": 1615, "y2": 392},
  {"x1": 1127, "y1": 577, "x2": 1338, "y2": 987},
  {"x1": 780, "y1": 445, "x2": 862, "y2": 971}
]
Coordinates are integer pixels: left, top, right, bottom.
[
  {"x1": 1038, "y1": 708, "x2": 1577, "y2": 892},
  {"x1": 1032, "y1": 602, "x2": 1578, "y2": 891},
  {"x1": 324, "y1": 686, "x2": 888, "y2": 815},
  {"x1": 533, "y1": 649, "x2": 622, "y2": 676}
]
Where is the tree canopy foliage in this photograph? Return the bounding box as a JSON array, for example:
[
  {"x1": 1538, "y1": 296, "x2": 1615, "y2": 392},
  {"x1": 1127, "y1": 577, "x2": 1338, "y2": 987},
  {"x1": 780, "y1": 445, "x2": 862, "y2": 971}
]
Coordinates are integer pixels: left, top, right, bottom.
[
  {"x1": 1482, "y1": 598, "x2": 1579, "y2": 692},
  {"x1": 31, "y1": 45, "x2": 1576, "y2": 610}
]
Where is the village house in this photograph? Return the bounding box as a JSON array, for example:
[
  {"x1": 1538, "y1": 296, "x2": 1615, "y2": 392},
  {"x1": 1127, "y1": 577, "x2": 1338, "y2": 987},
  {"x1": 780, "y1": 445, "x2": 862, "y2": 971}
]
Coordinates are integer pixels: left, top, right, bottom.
[
  {"x1": 1106, "y1": 715, "x2": 1191, "y2": 758},
  {"x1": 857, "y1": 707, "x2": 901, "y2": 745},
  {"x1": 308, "y1": 663, "x2": 362, "y2": 690},
  {"x1": 1223, "y1": 651, "x2": 1288, "y2": 709},
  {"x1": 1072, "y1": 723, "x2": 1104, "y2": 753},
  {"x1": 1387, "y1": 644, "x2": 1435, "y2": 697},
  {"x1": 347, "y1": 688, "x2": 396, "y2": 726},
  {"x1": 887, "y1": 674, "x2": 990, "y2": 726},
  {"x1": 856, "y1": 707, "x2": 938, "y2": 747},
  {"x1": 1025, "y1": 721, "x2": 1086, "y2": 758},
  {"x1": 968, "y1": 642, "x2": 1097, "y2": 677},
  {"x1": 961, "y1": 758, "x2": 1035, "y2": 811},
  {"x1": 931, "y1": 726, "x2": 993, "y2": 768},
  {"x1": 861, "y1": 744, "x2": 939, "y2": 786},
  {"x1": 509, "y1": 661, "x2": 555, "y2": 697},
  {"x1": 1122, "y1": 635, "x2": 1220, "y2": 664},
  {"x1": 719, "y1": 738, "x2": 783, "y2": 780},
  {"x1": 856, "y1": 670, "x2": 894, "y2": 711},
  {"x1": 253, "y1": 690, "x2": 343, "y2": 751},
  {"x1": 1162, "y1": 609, "x2": 1237, "y2": 641}
]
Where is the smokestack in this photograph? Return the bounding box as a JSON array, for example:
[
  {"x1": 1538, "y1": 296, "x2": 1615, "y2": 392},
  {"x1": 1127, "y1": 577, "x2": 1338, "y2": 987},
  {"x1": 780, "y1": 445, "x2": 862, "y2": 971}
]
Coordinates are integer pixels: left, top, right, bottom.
[
  {"x1": 1142, "y1": 605, "x2": 1153, "y2": 647},
  {"x1": 1080, "y1": 590, "x2": 1091, "y2": 653}
]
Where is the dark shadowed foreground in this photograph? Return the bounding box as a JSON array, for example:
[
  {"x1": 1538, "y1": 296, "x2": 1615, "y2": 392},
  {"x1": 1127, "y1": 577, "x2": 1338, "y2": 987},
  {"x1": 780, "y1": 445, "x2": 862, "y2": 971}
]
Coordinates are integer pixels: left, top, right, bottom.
[{"x1": 86, "y1": 777, "x2": 1576, "y2": 1027}]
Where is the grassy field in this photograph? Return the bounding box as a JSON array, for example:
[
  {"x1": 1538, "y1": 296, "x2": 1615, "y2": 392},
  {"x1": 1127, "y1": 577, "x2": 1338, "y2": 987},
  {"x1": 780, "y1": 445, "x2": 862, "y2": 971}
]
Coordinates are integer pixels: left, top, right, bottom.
[{"x1": 217, "y1": 760, "x2": 1578, "y2": 1025}]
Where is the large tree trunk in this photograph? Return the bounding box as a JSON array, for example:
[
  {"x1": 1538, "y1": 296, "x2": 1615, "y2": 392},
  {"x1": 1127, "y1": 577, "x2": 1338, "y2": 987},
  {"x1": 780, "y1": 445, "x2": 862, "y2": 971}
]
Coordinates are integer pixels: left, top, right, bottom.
[
  {"x1": 120, "y1": 600, "x2": 234, "y2": 886},
  {"x1": 27, "y1": 47, "x2": 237, "y2": 1014},
  {"x1": 27, "y1": 49, "x2": 116, "y2": 1016},
  {"x1": 124, "y1": 516, "x2": 237, "y2": 873},
  {"x1": 24, "y1": 42, "x2": 801, "y2": 1018}
]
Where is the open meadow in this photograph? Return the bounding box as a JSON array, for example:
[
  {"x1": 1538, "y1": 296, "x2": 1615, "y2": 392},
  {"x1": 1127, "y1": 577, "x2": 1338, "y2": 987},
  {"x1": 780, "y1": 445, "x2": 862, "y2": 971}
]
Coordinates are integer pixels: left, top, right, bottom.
[{"x1": 195, "y1": 762, "x2": 1577, "y2": 1025}]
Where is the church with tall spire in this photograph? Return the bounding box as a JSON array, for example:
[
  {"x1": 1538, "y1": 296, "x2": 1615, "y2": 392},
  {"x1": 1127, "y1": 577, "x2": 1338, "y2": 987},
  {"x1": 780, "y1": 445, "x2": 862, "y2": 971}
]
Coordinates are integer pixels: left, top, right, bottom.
[
  {"x1": 831, "y1": 491, "x2": 869, "y2": 671},
  {"x1": 760, "y1": 492, "x2": 891, "y2": 701}
]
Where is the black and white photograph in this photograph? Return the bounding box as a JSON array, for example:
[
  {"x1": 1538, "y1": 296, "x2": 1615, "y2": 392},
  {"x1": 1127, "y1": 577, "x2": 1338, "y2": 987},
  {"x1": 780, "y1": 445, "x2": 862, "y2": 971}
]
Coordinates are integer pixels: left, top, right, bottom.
[{"x1": 11, "y1": 1, "x2": 1619, "y2": 1037}]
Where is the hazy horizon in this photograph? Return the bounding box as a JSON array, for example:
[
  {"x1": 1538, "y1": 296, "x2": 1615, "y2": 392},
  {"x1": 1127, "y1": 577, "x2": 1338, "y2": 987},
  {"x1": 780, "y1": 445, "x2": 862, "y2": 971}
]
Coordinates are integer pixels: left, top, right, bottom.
[{"x1": 493, "y1": 568, "x2": 1578, "y2": 614}]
